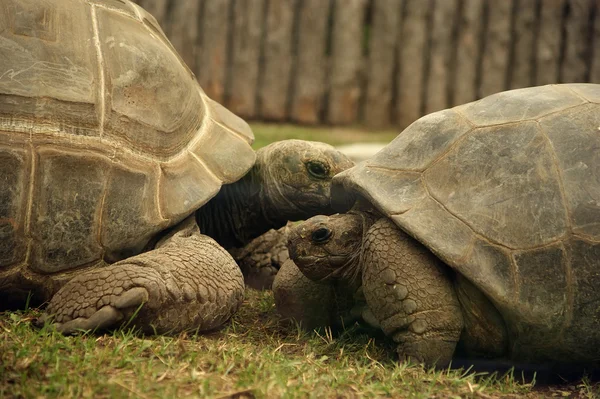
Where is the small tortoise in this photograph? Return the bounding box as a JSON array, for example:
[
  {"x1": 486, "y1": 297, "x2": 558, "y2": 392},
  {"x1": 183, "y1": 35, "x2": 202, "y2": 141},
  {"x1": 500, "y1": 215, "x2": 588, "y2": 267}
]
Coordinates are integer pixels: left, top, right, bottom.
[
  {"x1": 0, "y1": 0, "x2": 352, "y2": 333},
  {"x1": 275, "y1": 84, "x2": 600, "y2": 369}
]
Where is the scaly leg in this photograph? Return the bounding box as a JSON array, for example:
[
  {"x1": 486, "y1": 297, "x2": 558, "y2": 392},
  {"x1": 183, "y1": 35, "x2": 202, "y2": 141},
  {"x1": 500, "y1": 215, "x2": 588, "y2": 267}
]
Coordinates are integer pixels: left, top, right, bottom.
[
  {"x1": 40, "y1": 217, "x2": 244, "y2": 334},
  {"x1": 362, "y1": 218, "x2": 464, "y2": 367}
]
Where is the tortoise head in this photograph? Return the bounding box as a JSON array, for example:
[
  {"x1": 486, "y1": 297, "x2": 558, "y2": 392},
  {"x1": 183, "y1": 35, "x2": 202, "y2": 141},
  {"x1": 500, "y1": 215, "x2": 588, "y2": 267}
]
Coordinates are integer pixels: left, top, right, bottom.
[
  {"x1": 256, "y1": 140, "x2": 354, "y2": 223},
  {"x1": 287, "y1": 213, "x2": 366, "y2": 285}
]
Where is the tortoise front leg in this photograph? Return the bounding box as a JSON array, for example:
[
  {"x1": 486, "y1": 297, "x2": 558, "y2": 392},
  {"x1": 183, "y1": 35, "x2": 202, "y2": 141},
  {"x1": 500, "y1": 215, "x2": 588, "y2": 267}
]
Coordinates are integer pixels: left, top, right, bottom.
[
  {"x1": 362, "y1": 218, "x2": 464, "y2": 367},
  {"x1": 40, "y1": 217, "x2": 244, "y2": 334}
]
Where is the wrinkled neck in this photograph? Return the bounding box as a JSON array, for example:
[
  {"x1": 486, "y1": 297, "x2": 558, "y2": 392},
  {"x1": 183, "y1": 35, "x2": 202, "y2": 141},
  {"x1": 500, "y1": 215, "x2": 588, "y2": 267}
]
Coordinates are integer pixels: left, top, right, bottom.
[
  {"x1": 332, "y1": 211, "x2": 378, "y2": 290},
  {"x1": 196, "y1": 164, "x2": 281, "y2": 248}
]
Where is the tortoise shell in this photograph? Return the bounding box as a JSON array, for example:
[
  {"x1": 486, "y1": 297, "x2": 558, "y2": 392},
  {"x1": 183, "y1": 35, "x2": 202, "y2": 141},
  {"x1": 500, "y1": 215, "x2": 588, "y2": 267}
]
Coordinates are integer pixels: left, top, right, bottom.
[
  {"x1": 332, "y1": 84, "x2": 600, "y2": 360},
  {"x1": 0, "y1": 0, "x2": 255, "y2": 283}
]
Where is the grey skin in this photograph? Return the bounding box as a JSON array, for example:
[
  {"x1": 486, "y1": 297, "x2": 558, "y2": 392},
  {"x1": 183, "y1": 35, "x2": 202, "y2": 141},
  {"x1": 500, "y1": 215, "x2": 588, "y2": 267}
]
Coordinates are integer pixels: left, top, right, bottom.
[{"x1": 275, "y1": 84, "x2": 600, "y2": 369}]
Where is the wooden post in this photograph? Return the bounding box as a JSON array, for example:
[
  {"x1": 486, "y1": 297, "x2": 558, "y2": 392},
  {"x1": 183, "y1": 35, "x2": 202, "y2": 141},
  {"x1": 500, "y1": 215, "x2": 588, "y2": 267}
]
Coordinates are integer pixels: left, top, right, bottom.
[
  {"x1": 327, "y1": 0, "x2": 368, "y2": 125},
  {"x1": 508, "y1": 0, "x2": 536, "y2": 89},
  {"x1": 166, "y1": 0, "x2": 202, "y2": 73},
  {"x1": 364, "y1": 0, "x2": 402, "y2": 127},
  {"x1": 425, "y1": 0, "x2": 459, "y2": 114},
  {"x1": 395, "y1": 0, "x2": 430, "y2": 128},
  {"x1": 453, "y1": 0, "x2": 484, "y2": 106},
  {"x1": 591, "y1": 1, "x2": 600, "y2": 83},
  {"x1": 196, "y1": 0, "x2": 230, "y2": 103},
  {"x1": 290, "y1": 0, "x2": 330, "y2": 125},
  {"x1": 257, "y1": 0, "x2": 295, "y2": 120},
  {"x1": 561, "y1": 0, "x2": 594, "y2": 83},
  {"x1": 479, "y1": 0, "x2": 513, "y2": 98},
  {"x1": 535, "y1": 0, "x2": 564, "y2": 86},
  {"x1": 226, "y1": 0, "x2": 265, "y2": 119}
]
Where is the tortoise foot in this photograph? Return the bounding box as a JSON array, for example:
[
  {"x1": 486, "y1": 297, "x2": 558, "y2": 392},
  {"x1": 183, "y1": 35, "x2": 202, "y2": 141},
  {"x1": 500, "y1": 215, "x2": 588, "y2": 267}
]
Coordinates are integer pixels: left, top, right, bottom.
[
  {"x1": 231, "y1": 223, "x2": 292, "y2": 290},
  {"x1": 39, "y1": 263, "x2": 170, "y2": 334},
  {"x1": 39, "y1": 286, "x2": 151, "y2": 334},
  {"x1": 40, "y1": 227, "x2": 244, "y2": 334}
]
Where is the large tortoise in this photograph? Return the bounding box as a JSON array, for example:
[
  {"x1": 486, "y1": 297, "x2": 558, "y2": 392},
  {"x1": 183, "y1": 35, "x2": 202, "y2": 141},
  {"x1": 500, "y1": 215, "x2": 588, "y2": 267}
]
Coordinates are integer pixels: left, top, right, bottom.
[
  {"x1": 0, "y1": 0, "x2": 352, "y2": 333},
  {"x1": 275, "y1": 84, "x2": 600, "y2": 369}
]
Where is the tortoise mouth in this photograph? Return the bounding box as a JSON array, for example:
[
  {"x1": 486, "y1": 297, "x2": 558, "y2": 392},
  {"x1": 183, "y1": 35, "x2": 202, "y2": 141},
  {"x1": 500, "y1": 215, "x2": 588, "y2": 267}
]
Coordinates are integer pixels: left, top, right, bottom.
[{"x1": 291, "y1": 253, "x2": 351, "y2": 282}]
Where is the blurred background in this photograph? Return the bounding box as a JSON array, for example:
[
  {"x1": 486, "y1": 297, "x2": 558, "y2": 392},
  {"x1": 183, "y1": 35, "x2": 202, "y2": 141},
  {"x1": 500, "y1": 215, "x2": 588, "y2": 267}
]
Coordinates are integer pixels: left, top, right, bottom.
[{"x1": 132, "y1": 0, "x2": 599, "y2": 131}]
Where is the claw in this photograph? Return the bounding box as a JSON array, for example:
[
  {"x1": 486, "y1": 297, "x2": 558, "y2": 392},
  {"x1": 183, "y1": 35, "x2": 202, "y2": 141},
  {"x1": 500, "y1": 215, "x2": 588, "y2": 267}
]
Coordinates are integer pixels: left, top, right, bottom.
[
  {"x1": 114, "y1": 287, "x2": 148, "y2": 308},
  {"x1": 56, "y1": 306, "x2": 124, "y2": 334}
]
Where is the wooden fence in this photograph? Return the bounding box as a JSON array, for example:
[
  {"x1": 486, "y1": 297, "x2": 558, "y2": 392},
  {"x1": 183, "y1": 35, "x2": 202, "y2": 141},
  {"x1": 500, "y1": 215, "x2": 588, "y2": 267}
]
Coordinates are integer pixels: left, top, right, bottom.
[{"x1": 134, "y1": 0, "x2": 600, "y2": 128}]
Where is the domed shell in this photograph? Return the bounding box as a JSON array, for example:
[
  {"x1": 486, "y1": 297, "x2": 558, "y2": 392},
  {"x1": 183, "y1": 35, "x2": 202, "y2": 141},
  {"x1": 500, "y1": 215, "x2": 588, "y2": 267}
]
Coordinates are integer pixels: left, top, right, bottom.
[
  {"x1": 0, "y1": 0, "x2": 255, "y2": 276},
  {"x1": 333, "y1": 84, "x2": 600, "y2": 360}
]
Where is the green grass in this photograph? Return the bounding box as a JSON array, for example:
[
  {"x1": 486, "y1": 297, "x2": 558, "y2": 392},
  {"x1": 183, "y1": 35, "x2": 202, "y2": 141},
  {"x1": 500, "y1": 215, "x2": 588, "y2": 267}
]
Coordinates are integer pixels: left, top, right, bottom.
[
  {"x1": 4, "y1": 290, "x2": 598, "y2": 398},
  {"x1": 249, "y1": 122, "x2": 398, "y2": 149},
  {"x1": 2, "y1": 125, "x2": 599, "y2": 398}
]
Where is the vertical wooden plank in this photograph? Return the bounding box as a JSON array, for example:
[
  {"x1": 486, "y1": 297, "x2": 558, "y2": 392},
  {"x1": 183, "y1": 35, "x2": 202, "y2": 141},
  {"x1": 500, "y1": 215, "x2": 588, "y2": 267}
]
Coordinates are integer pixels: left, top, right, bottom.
[
  {"x1": 453, "y1": 0, "x2": 484, "y2": 105},
  {"x1": 258, "y1": 0, "x2": 295, "y2": 120},
  {"x1": 479, "y1": 0, "x2": 513, "y2": 98},
  {"x1": 561, "y1": 0, "x2": 593, "y2": 82},
  {"x1": 591, "y1": 1, "x2": 600, "y2": 83},
  {"x1": 535, "y1": 0, "x2": 564, "y2": 85},
  {"x1": 508, "y1": 0, "x2": 536, "y2": 89},
  {"x1": 136, "y1": 0, "x2": 169, "y2": 25},
  {"x1": 290, "y1": 0, "x2": 330, "y2": 125},
  {"x1": 395, "y1": 0, "x2": 430, "y2": 128},
  {"x1": 425, "y1": 0, "x2": 459, "y2": 115},
  {"x1": 364, "y1": 0, "x2": 402, "y2": 127},
  {"x1": 166, "y1": 1, "x2": 201, "y2": 73},
  {"x1": 226, "y1": 0, "x2": 265, "y2": 119},
  {"x1": 327, "y1": 0, "x2": 368, "y2": 125},
  {"x1": 196, "y1": 0, "x2": 230, "y2": 103}
]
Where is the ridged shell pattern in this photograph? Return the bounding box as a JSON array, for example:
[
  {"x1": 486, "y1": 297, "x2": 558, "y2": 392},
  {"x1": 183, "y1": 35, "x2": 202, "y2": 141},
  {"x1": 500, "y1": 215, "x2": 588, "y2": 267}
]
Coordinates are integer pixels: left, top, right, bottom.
[
  {"x1": 332, "y1": 84, "x2": 600, "y2": 362},
  {"x1": 0, "y1": 0, "x2": 255, "y2": 279}
]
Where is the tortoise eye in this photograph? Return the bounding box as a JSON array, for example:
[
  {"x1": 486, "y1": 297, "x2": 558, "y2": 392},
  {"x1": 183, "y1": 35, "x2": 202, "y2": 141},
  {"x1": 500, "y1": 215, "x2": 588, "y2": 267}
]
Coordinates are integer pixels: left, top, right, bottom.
[
  {"x1": 311, "y1": 227, "x2": 332, "y2": 243},
  {"x1": 306, "y1": 161, "x2": 329, "y2": 179}
]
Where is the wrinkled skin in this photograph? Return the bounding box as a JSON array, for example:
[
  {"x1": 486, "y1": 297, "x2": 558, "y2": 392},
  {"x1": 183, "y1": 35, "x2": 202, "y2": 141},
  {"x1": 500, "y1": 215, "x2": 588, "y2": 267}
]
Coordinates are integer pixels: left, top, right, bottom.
[
  {"x1": 279, "y1": 210, "x2": 487, "y2": 368},
  {"x1": 205, "y1": 140, "x2": 354, "y2": 289},
  {"x1": 36, "y1": 140, "x2": 353, "y2": 334},
  {"x1": 288, "y1": 212, "x2": 369, "y2": 285},
  {"x1": 230, "y1": 223, "x2": 292, "y2": 290},
  {"x1": 197, "y1": 140, "x2": 355, "y2": 249}
]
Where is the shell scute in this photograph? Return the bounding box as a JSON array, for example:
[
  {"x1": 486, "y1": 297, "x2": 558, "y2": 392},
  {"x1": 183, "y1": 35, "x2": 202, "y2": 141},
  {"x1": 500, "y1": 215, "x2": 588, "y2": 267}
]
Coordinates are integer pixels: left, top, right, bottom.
[
  {"x1": 159, "y1": 153, "x2": 222, "y2": 221},
  {"x1": 512, "y1": 243, "x2": 568, "y2": 326},
  {"x1": 540, "y1": 103, "x2": 600, "y2": 240},
  {"x1": 425, "y1": 121, "x2": 568, "y2": 249},
  {"x1": 0, "y1": 0, "x2": 100, "y2": 136},
  {"x1": 390, "y1": 198, "x2": 474, "y2": 264},
  {"x1": 458, "y1": 84, "x2": 585, "y2": 126},
  {"x1": 561, "y1": 239, "x2": 600, "y2": 359},
  {"x1": 0, "y1": 144, "x2": 29, "y2": 268},
  {"x1": 334, "y1": 165, "x2": 426, "y2": 216},
  {"x1": 98, "y1": 8, "x2": 204, "y2": 158},
  {"x1": 461, "y1": 238, "x2": 515, "y2": 310},
  {"x1": 101, "y1": 161, "x2": 163, "y2": 262},
  {"x1": 567, "y1": 83, "x2": 600, "y2": 103},
  {"x1": 30, "y1": 148, "x2": 107, "y2": 273},
  {"x1": 189, "y1": 105, "x2": 256, "y2": 184},
  {"x1": 368, "y1": 109, "x2": 472, "y2": 172}
]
